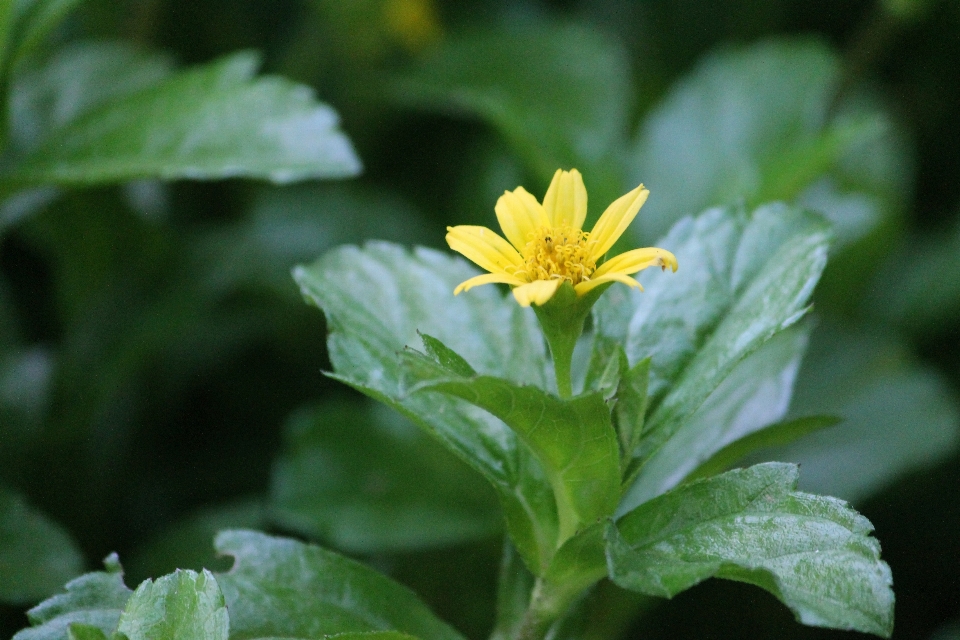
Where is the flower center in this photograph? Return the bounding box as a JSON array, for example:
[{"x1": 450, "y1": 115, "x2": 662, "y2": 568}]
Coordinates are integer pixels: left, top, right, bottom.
[{"x1": 517, "y1": 225, "x2": 597, "y2": 285}]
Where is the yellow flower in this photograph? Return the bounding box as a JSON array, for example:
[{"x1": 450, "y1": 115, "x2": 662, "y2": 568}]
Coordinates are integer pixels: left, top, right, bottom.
[{"x1": 446, "y1": 169, "x2": 678, "y2": 307}]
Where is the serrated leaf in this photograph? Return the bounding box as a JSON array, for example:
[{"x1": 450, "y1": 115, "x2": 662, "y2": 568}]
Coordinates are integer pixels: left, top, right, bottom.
[
  {"x1": 0, "y1": 484, "x2": 84, "y2": 605},
  {"x1": 401, "y1": 341, "x2": 620, "y2": 544},
  {"x1": 391, "y1": 22, "x2": 631, "y2": 211},
  {"x1": 596, "y1": 204, "x2": 829, "y2": 507},
  {"x1": 214, "y1": 530, "x2": 464, "y2": 640},
  {"x1": 14, "y1": 555, "x2": 132, "y2": 640},
  {"x1": 6, "y1": 51, "x2": 361, "y2": 186},
  {"x1": 763, "y1": 322, "x2": 960, "y2": 503},
  {"x1": 628, "y1": 38, "x2": 906, "y2": 246},
  {"x1": 270, "y1": 401, "x2": 501, "y2": 552},
  {"x1": 293, "y1": 242, "x2": 558, "y2": 574},
  {"x1": 608, "y1": 463, "x2": 894, "y2": 637},
  {"x1": 623, "y1": 323, "x2": 812, "y2": 507},
  {"x1": 116, "y1": 570, "x2": 228, "y2": 640}
]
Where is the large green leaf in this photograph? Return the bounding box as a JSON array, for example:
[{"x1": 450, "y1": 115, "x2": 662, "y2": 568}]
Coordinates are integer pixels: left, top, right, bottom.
[
  {"x1": 8, "y1": 41, "x2": 172, "y2": 156},
  {"x1": 5, "y1": 51, "x2": 361, "y2": 185},
  {"x1": 2, "y1": 41, "x2": 172, "y2": 230},
  {"x1": 214, "y1": 530, "x2": 464, "y2": 640},
  {"x1": 0, "y1": 484, "x2": 84, "y2": 605},
  {"x1": 116, "y1": 570, "x2": 228, "y2": 640},
  {"x1": 761, "y1": 322, "x2": 960, "y2": 503},
  {"x1": 629, "y1": 38, "x2": 906, "y2": 246},
  {"x1": 391, "y1": 22, "x2": 631, "y2": 211},
  {"x1": 623, "y1": 323, "x2": 811, "y2": 507},
  {"x1": 592, "y1": 204, "x2": 829, "y2": 507},
  {"x1": 270, "y1": 401, "x2": 501, "y2": 552},
  {"x1": 401, "y1": 340, "x2": 620, "y2": 545},
  {"x1": 608, "y1": 463, "x2": 894, "y2": 637},
  {"x1": 13, "y1": 555, "x2": 132, "y2": 640},
  {"x1": 293, "y1": 243, "x2": 558, "y2": 574}
]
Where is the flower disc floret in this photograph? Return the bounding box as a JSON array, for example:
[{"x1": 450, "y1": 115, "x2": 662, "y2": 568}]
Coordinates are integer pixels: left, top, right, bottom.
[{"x1": 447, "y1": 168, "x2": 677, "y2": 307}]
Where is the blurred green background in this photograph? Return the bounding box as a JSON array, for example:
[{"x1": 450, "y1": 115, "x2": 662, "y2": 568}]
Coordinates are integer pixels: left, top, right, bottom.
[{"x1": 1, "y1": 0, "x2": 959, "y2": 638}]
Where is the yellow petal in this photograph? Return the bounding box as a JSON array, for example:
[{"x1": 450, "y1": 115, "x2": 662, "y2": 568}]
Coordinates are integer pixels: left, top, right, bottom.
[
  {"x1": 574, "y1": 272, "x2": 643, "y2": 296},
  {"x1": 446, "y1": 225, "x2": 524, "y2": 275},
  {"x1": 453, "y1": 272, "x2": 526, "y2": 295},
  {"x1": 593, "y1": 247, "x2": 678, "y2": 278},
  {"x1": 512, "y1": 279, "x2": 562, "y2": 307},
  {"x1": 495, "y1": 187, "x2": 550, "y2": 252},
  {"x1": 588, "y1": 184, "x2": 649, "y2": 260},
  {"x1": 542, "y1": 169, "x2": 587, "y2": 229}
]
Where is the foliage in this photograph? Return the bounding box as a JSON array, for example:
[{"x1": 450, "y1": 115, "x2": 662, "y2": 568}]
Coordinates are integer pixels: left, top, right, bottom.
[{"x1": 2, "y1": 1, "x2": 959, "y2": 640}]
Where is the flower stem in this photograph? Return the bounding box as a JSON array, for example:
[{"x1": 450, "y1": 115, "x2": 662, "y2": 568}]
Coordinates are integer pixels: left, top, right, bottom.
[{"x1": 532, "y1": 283, "x2": 608, "y2": 398}]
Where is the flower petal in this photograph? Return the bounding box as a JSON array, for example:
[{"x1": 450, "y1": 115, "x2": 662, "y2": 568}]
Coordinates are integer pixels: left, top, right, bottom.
[
  {"x1": 542, "y1": 169, "x2": 587, "y2": 229},
  {"x1": 453, "y1": 272, "x2": 526, "y2": 295},
  {"x1": 495, "y1": 187, "x2": 550, "y2": 252},
  {"x1": 588, "y1": 184, "x2": 649, "y2": 260},
  {"x1": 575, "y1": 272, "x2": 643, "y2": 296},
  {"x1": 446, "y1": 225, "x2": 524, "y2": 275},
  {"x1": 512, "y1": 279, "x2": 562, "y2": 307},
  {"x1": 592, "y1": 247, "x2": 678, "y2": 278}
]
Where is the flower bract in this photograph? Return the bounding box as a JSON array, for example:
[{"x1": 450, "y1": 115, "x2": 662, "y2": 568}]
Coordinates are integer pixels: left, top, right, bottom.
[{"x1": 446, "y1": 169, "x2": 678, "y2": 307}]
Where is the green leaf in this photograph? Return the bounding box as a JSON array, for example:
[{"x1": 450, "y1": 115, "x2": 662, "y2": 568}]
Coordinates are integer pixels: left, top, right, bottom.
[
  {"x1": 14, "y1": 554, "x2": 132, "y2": 640},
  {"x1": 613, "y1": 356, "x2": 649, "y2": 463},
  {"x1": 66, "y1": 624, "x2": 107, "y2": 640},
  {"x1": 8, "y1": 41, "x2": 173, "y2": 156},
  {"x1": 6, "y1": 51, "x2": 361, "y2": 186},
  {"x1": 116, "y1": 570, "x2": 228, "y2": 640},
  {"x1": 608, "y1": 463, "x2": 894, "y2": 637},
  {"x1": 0, "y1": 484, "x2": 84, "y2": 605},
  {"x1": 293, "y1": 243, "x2": 558, "y2": 574},
  {"x1": 489, "y1": 542, "x2": 534, "y2": 640},
  {"x1": 623, "y1": 323, "x2": 813, "y2": 507},
  {"x1": 246, "y1": 635, "x2": 420, "y2": 640},
  {"x1": 596, "y1": 204, "x2": 829, "y2": 501},
  {"x1": 270, "y1": 401, "x2": 501, "y2": 552},
  {"x1": 401, "y1": 339, "x2": 621, "y2": 545},
  {"x1": 685, "y1": 415, "x2": 840, "y2": 483},
  {"x1": 629, "y1": 38, "x2": 906, "y2": 246},
  {"x1": 214, "y1": 530, "x2": 464, "y2": 640},
  {"x1": 5, "y1": 0, "x2": 87, "y2": 68},
  {"x1": 391, "y1": 22, "x2": 631, "y2": 211},
  {"x1": 762, "y1": 322, "x2": 960, "y2": 503}
]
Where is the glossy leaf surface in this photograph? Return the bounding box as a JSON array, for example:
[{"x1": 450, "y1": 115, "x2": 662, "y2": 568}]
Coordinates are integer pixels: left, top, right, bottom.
[
  {"x1": 13, "y1": 555, "x2": 132, "y2": 640},
  {"x1": 294, "y1": 243, "x2": 558, "y2": 574},
  {"x1": 401, "y1": 341, "x2": 620, "y2": 544},
  {"x1": 214, "y1": 530, "x2": 464, "y2": 640},
  {"x1": 116, "y1": 570, "x2": 228, "y2": 640},
  {"x1": 608, "y1": 463, "x2": 894, "y2": 637},
  {"x1": 7, "y1": 51, "x2": 361, "y2": 185}
]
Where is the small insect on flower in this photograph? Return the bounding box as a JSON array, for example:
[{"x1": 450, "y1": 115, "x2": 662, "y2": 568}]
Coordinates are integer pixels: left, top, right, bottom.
[{"x1": 446, "y1": 169, "x2": 678, "y2": 307}]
